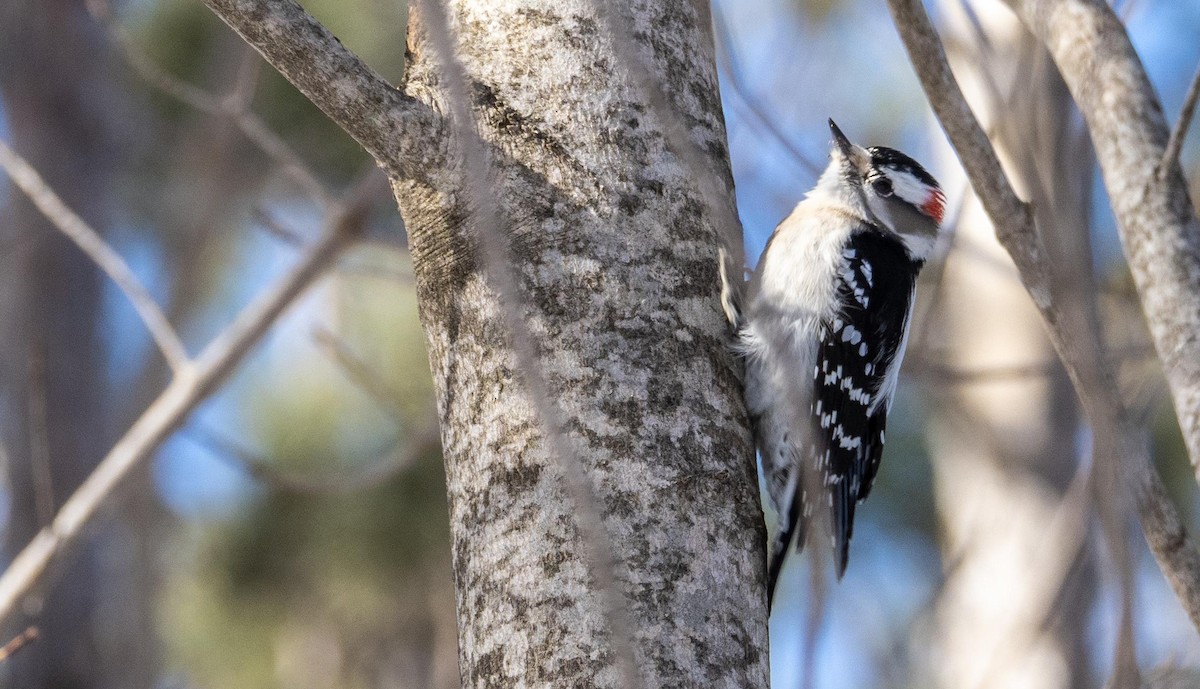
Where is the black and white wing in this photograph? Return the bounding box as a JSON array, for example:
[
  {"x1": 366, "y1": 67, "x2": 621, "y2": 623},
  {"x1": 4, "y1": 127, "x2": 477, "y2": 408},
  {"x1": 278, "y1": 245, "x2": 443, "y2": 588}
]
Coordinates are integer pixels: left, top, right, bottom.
[{"x1": 814, "y1": 225, "x2": 921, "y2": 576}]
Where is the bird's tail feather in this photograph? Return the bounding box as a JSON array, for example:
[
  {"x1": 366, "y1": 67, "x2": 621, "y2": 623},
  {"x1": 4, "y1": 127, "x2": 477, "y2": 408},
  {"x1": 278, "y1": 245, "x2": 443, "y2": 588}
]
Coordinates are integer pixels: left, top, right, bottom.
[
  {"x1": 766, "y1": 484, "x2": 808, "y2": 610},
  {"x1": 831, "y1": 480, "x2": 856, "y2": 580}
]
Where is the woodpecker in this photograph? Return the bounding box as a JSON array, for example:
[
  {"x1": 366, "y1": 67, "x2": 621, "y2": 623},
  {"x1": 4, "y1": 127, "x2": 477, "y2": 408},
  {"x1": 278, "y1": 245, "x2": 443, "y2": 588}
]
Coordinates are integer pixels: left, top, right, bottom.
[{"x1": 722, "y1": 119, "x2": 945, "y2": 608}]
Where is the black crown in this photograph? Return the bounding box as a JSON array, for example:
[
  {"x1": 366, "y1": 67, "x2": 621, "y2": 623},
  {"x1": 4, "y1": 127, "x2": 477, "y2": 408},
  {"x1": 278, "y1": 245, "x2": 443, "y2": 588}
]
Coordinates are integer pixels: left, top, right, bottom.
[{"x1": 867, "y1": 146, "x2": 940, "y2": 190}]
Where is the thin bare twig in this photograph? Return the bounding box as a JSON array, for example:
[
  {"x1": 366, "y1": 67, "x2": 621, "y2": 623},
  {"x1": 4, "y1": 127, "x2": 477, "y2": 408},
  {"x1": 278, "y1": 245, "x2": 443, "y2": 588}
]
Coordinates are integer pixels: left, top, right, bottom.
[
  {"x1": 1159, "y1": 62, "x2": 1200, "y2": 180},
  {"x1": 311, "y1": 326, "x2": 406, "y2": 419},
  {"x1": 199, "y1": 0, "x2": 429, "y2": 178},
  {"x1": 908, "y1": 343, "x2": 1154, "y2": 385},
  {"x1": 252, "y1": 207, "x2": 307, "y2": 245},
  {"x1": 0, "y1": 173, "x2": 374, "y2": 627},
  {"x1": 28, "y1": 348, "x2": 54, "y2": 528},
  {"x1": 0, "y1": 139, "x2": 190, "y2": 374},
  {"x1": 253, "y1": 206, "x2": 413, "y2": 282},
  {"x1": 0, "y1": 626, "x2": 39, "y2": 663},
  {"x1": 800, "y1": 558, "x2": 828, "y2": 689},
  {"x1": 88, "y1": 0, "x2": 332, "y2": 205},
  {"x1": 235, "y1": 113, "x2": 332, "y2": 205},
  {"x1": 1115, "y1": 0, "x2": 1142, "y2": 21},
  {"x1": 908, "y1": 181, "x2": 970, "y2": 354},
  {"x1": 970, "y1": 459, "x2": 1094, "y2": 689},
  {"x1": 412, "y1": 1, "x2": 644, "y2": 686},
  {"x1": 190, "y1": 423, "x2": 437, "y2": 495},
  {"x1": 332, "y1": 259, "x2": 413, "y2": 283},
  {"x1": 228, "y1": 46, "x2": 264, "y2": 112},
  {"x1": 711, "y1": 3, "x2": 822, "y2": 177},
  {"x1": 86, "y1": 0, "x2": 212, "y2": 108}
]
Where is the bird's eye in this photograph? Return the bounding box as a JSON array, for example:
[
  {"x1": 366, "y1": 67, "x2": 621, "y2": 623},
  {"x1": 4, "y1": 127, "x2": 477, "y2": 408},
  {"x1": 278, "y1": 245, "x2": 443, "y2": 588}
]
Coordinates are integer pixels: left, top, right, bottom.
[{"x1": 871, "y1": 177, "x2": 894, "y2": 197}]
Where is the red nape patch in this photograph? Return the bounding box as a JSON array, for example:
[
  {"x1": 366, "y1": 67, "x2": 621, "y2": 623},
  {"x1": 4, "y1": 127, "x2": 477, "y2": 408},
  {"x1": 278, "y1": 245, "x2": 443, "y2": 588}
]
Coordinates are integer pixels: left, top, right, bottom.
[{"x1": 921, "y1": 189, "x2": 946, "y2": 224}]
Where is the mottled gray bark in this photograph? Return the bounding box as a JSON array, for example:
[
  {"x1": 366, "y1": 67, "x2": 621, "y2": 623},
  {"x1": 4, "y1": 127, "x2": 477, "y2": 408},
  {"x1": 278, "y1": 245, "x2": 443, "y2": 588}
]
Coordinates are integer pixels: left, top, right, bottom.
[
  {"x1": 201, "y1": 1, "x2": 769, "y2": 687},
  {"x1": 1004, "y1": 0, "x2": 1200, "y2": 479}
]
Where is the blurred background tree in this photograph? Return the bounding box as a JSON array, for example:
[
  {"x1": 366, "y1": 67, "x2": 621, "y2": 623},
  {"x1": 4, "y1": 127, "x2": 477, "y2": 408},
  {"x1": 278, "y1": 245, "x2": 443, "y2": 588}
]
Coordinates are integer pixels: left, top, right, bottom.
[
  {"x1": 1, "y1": 0, "x2": 1199, "y2": 687},
  {"x1": 0, "y1": 1, "x2": 128, "y2": 686},
  {"x1": 2, "y1": 0, "x2": 456, "y2": 687}
]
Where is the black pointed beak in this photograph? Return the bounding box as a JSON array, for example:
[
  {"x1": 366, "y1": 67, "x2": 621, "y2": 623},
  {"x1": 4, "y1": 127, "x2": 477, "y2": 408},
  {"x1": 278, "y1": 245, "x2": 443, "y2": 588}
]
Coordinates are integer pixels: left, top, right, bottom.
[{"x1": 829, "y1": 118, "x2": 854, "y2": 158}]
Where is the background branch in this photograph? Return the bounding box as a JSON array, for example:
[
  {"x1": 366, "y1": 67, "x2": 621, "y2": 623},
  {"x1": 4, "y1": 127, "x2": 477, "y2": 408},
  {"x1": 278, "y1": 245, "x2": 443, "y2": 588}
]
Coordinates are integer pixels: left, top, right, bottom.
[
  {"x1": 711, "y1": 3, "x2": 823, "y2": 178},
  {"x1": 886, "y1": 0, "x2": 1200, "y2": 643},
  {"x1": 93, "y1": 4, "x2": 331, "y2": 206},
  {"x1": 0, "y1": 139, "x2": 190, "y2": 373},
  {"x1": 1004, "y1": 0, "x2": 1200, "y2": 478},
  {"x1": 191, "y1": 423, "x2": 438, "y2": 495},
  {"x1": 0, "y1": 170, "x2": 375, "y2": 627},
  {"x1": 198, "y1": 0, "x2": 430, "y2": 176},
  {"x1": 311, "y1": 326, "x2": 408, "y2": 419},
  {"x1": 0, "y1": 627, "x2": 39, "y2": 663},
  {"x1": 1159, "y1": 62, "x2": 1200, "y2": 178}
]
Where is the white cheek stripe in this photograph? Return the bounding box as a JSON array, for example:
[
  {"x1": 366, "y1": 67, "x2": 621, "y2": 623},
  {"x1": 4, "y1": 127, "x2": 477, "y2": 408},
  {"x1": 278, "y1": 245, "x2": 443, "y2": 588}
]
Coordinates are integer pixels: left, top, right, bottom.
[{"x1": 888, "y1": 170, "x2": 933, "y2": 209}]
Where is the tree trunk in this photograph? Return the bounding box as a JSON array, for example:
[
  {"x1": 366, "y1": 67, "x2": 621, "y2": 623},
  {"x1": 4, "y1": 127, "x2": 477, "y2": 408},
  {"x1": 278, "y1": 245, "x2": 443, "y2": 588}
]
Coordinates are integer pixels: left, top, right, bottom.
[
  {"x1": 195, "y1": 0, "x2": 769, "y2": 683},
  {"x1": 391, "y1": 2, "x2": 768, "y2": 687}
]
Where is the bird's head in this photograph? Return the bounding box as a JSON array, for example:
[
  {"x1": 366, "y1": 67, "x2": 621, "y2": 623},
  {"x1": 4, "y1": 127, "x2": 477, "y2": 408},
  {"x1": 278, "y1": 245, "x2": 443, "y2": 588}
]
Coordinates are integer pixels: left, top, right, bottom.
[{"x1": 825, "y1": 119, "x2": 945, "y2": 259}]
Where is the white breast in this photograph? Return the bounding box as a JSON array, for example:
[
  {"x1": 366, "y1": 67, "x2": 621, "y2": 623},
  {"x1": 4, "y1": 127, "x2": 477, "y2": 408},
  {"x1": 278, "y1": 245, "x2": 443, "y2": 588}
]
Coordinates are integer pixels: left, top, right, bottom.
[
  {"x1": 743, "y1": 197, "x2": 863, "y2": 372},
  {"x1": 739, "y1": 199, "x2": 863, "y2": 502}
]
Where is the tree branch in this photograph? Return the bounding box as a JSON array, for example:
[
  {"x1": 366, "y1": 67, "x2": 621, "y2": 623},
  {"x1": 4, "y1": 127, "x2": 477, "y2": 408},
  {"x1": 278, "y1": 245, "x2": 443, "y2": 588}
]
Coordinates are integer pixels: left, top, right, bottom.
[
  {"x1": 885, "y1": 0, "x2": 1047, "y2": 292},
  {"x1": 0, "y1": 139, "x2": 190, "y2": 373},
  {"x1": 0, "y1": 174, "x2": 374, "y2": 627},
  {"x1": 1159, "y1": 61, "x2": 1200, "y2": 180},
  {"x1": 1004, "y1": 0, "x2": 1200, "y2": 476},
  {"x1": 886, "y1": 0, "x2": 1200, "y2": 637},
  {"x1": 711, "y1": 3, "x2": 823, "y2": 177},
  {"x1": 190, "y1": 422, "x2": 438, "y2": 495},
  {"x1": 311, "y1": 326, "x2": 407, "y2": 419},
  {"x1": 0, "y1": 627, "x2": 39, "y2": 663},
  {"x1": 101, "y1": 11, "x2": 330, "y2": 206},
  {"x1": 198, "y1": 0, "x2": 432, "y2": 177}
]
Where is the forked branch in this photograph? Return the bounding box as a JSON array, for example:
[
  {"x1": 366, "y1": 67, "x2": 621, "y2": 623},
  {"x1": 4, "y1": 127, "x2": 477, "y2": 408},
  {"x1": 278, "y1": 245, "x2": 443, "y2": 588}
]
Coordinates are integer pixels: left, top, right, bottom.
[
  {"x1": 886, "y1": 0, "x2": 1200, "y2": 637},
  {"x1": 0, "y1": 139, "x2": 189, "y2": 373},
  {"x1": 199, "y1": 0, "x2": 431, "y2": 176},
  {"x1": 0, "y1": 171, "x2": 374, "y2": 626},
  {"x1": 1007, "y1": 0, "x2": 1200, "y2": 476}
]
